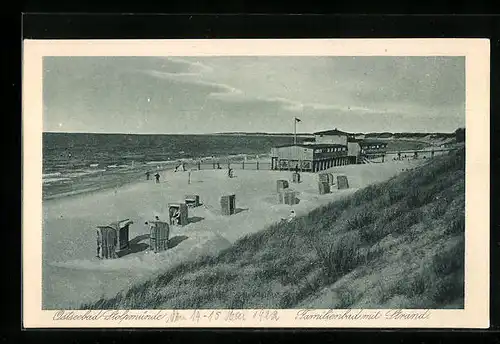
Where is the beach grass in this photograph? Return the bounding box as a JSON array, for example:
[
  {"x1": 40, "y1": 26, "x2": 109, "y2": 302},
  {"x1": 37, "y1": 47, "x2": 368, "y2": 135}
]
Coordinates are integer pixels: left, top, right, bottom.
[{"x1": 81, "y1": 148, "x2": 465, "y2": 309}]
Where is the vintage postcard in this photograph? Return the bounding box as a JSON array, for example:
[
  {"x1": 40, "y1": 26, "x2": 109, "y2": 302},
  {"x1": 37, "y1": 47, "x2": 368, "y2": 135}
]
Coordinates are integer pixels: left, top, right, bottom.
[{"x1": 22, "y1": 39, "x2": 490, "y2": 328}]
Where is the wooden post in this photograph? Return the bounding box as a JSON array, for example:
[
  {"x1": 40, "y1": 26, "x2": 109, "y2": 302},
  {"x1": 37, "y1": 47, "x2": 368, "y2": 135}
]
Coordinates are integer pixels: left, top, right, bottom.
[
  {"x1": 257, "y1": 161, "x2": 260, "y2": 170},
  {"x1": 242, "y1": 161, "x2": 245, "y2": 170},
  {"x1": 197, "y1": 161, "x2": 201, "y2": 170}
]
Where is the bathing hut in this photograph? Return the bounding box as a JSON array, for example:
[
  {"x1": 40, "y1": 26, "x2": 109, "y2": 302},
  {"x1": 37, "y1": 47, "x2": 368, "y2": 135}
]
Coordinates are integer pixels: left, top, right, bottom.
[
  {"x1": 220, "y1": 194, "x2": 236, "y2": 215},
  {"x1": 148, "y1": 220, "x2": 170, "y2": 253},
  {"x1": 337, "y1": 175, "x2": 349, "y2": 189},
  {"x1": 168, "y1": 203, "x2": 189, "y2": 226},
  {"x1": 185, "y1": 194, "x2": 200, "y2": 207},
  {"x1": 276, "y1": 180, "x2": 289, "y2": 193},
  {"x1": 318, "y1": 181, "x2": 331, "y2": 195},
  {"x1": 318, "y1": 173, "x2": 329, "y2": 184},
  {"x1": 328, "y1": 173, "x2": 336, "y2": 185},
  {"x1": 292, "y1": 173, "x2": 301, "y2": 183},
  {"x1": 96, "y1": 219, "x2": 133, "y2": 259},
  {"x1": 278, "y1": 189, "x2": 298, "y2": 205}
]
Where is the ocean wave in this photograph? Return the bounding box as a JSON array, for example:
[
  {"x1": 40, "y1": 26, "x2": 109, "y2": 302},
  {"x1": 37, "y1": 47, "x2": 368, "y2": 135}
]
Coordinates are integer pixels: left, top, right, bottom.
[
  {"x1": 43, "y1": 170, "x2": 106, "y2": 183},
  {"x1": 43, "y1": 172, "x2": 62, "y2": 178},
  {"x1": 145, "y1": 160, "x2": 173, "y2": 165},
  {"x1": 66, "y1": 170, "x2": 106, "y2": 178},
  {"x1": 43, "y1": 177, "x2": 71, "y2": 184}
]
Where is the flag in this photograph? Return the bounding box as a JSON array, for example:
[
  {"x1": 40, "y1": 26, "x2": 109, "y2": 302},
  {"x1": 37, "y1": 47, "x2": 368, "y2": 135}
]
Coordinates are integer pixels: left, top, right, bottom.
[{"x1": 295, "y1": 117, "x2": 301, "y2": 122}]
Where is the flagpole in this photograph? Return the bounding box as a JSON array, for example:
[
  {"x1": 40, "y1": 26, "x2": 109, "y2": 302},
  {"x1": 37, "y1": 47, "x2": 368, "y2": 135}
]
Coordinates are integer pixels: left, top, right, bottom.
[{"x1": 294, "y1": 118, "x2": 297, "y2": 145}]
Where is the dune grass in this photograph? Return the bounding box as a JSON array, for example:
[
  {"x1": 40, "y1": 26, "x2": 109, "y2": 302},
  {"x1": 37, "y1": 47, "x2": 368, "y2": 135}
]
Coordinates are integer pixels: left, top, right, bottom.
[{"x1": 81, "y1": 148, "x2": 465, "y2": 310}]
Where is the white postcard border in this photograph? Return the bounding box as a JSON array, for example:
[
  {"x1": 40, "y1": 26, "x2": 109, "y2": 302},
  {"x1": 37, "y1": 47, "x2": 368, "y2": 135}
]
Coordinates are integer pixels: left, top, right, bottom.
[{"x1": 22, "y1": 39, "x2": 490, "y2": 328}]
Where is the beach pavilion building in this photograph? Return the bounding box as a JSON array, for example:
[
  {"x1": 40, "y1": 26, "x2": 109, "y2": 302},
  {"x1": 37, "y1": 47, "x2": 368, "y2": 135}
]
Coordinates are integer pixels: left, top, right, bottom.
[
  {"x1": 314, "y1": 127, "x2": 388, "y2": 164},
  {"x1": 270, "y1": 143, "x2": 349, "y2": 172},
  {"x1": 270, "y1": 128, "x2": 351, "y2": 172},
  {"x1": 347, "y1": 138, "x2": 388, "y2": 163},
  {"x1": 270, "y1": 127, "x2": 389, "y2": 171}
]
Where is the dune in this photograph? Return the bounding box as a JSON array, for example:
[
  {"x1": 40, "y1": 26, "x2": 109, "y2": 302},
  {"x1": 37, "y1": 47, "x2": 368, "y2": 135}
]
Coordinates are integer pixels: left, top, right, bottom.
[{"x1": 42, "y1": 159, "x2": 424, "y2": 309}]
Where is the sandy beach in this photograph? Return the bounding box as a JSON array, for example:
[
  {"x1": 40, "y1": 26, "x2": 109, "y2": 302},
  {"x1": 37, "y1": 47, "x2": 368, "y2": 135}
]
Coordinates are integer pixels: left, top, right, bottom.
[{"x1": 42, "y1": 158, "x2": 425, "y2": 309}]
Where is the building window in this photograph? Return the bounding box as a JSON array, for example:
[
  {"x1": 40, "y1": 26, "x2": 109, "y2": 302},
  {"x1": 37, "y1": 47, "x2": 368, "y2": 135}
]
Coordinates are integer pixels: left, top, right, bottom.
[{"x1": 279, "y1": 160, "x2": 289, "y2": 169}]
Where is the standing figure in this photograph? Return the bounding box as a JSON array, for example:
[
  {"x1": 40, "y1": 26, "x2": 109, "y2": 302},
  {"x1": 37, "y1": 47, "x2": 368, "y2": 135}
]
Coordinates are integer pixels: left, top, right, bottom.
[
  {"x1": 145, "y1": 171, "x2": 151, "y2": 180},
  {"x1": 228, "y1": 168, "x2": 233, "y2": 178},
  {"x1": 154, "y1": 172, "x2": 160, "y2": 183},
  {"x1": 294, "y1": 164, "x2": 299, "y2": 174}
]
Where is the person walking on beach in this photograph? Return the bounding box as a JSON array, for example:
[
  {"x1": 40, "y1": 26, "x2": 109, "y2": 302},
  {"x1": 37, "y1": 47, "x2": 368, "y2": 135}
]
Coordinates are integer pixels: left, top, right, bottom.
[
  {"x1": 154, "y1": 172, "x2": 160, "y2": 183},
  {"x1": 146, "y1": 171, "x2": 151, "y2": 180},
  {"x1": 294, "y1": 164, "x2": 299, "y2": 174}
]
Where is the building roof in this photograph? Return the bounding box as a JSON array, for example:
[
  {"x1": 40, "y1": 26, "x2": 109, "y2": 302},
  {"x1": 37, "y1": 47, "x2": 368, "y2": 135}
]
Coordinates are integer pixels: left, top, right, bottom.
[
  {"x1": 313, "y1": 128, "x2": 350, "y2": 136},
  {"x1": 347, "y1": 138, "x2": 388, "y2": 145},
  {"x1": 274, "y1": 143, "x2": 347, "y2": 149}
]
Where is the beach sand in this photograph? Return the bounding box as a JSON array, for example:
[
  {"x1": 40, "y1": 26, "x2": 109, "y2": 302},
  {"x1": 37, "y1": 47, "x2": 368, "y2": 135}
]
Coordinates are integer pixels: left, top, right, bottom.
[{"x1": 42, "y1": 159, "x2": 424, "y2": 309}]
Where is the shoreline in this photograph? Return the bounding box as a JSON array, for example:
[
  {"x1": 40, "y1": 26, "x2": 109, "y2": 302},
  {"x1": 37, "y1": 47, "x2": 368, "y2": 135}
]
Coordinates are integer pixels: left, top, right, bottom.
[{"x1": 43, "y1": 153, "x2": 272, "y2": 202}]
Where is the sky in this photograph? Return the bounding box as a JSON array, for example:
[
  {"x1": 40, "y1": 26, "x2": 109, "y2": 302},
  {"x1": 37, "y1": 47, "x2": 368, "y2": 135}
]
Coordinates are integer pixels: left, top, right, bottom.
[{"x1": 43, "y1": 56, "x2": 465, "y2": 134}]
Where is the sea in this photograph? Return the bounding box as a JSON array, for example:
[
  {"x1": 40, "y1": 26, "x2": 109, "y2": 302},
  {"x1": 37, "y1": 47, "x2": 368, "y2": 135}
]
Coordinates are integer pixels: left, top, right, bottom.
[{"x1": 42, "y1": 132, "x2": 305, "y2": 199}]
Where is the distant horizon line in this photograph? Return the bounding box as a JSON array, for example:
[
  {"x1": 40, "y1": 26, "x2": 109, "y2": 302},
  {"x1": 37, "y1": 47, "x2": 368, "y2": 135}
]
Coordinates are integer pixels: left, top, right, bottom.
[{"x1": 43, "y1": 129, "x2": 463, "y2": 135}]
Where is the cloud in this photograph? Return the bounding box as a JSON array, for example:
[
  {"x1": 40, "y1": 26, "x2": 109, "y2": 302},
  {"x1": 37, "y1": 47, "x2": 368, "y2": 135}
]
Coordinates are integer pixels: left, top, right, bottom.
[
  {"x1": 261, "y1": 97, "x2": 397, "y2": 114},
  {"x1": 142, "y1": 69, "x2": 243, "y2": 99},
  {"x1": 164, "y1": 57, "x2": 214, "y2": 74},
  {"x1": 146, "y1": 56, "x2": 463, "y2": 117},
  {"x1": 198, "y1": 92, "x2": 400, "y2": 116}
]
